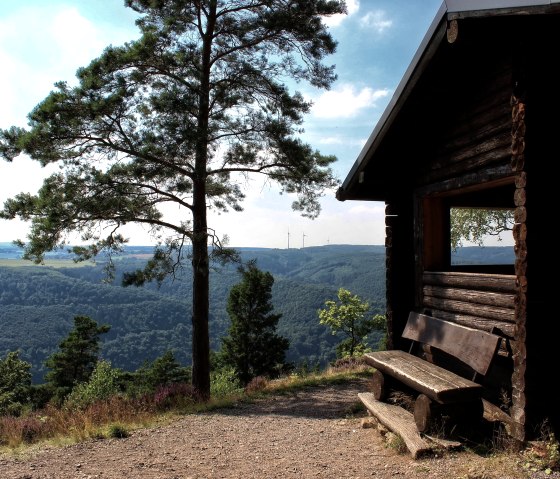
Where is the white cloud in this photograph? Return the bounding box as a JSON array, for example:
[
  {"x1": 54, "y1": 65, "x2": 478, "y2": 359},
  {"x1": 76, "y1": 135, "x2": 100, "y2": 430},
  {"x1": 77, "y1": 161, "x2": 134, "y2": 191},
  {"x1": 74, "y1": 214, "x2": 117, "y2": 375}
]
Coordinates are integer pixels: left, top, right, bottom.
[
  {"x1": 0, "y1": 5, "x2": 135, "y2": 127},
  {"x1": 311, "y1": 85, "x2": 390, "y2": 119},
  {"x1": 49, "y1": 8, "x2": 108, "y2": 68},
  {"x1": 360, "y1": 10, "x2": 393, "y2": 34},
  {"x1": 322, "y1": 0, "x2": 360, "y2": 28}
]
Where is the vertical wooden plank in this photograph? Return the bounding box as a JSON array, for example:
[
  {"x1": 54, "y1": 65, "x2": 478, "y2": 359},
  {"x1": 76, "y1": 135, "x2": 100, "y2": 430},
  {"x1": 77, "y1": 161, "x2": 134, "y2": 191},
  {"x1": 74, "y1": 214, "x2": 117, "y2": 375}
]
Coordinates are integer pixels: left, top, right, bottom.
[
  {"x1": 385, "y1": 201, "x2": 395, "y2": 350},
  {"x1": 510, "y1": 90, "x2": 527, "y2": 444}
]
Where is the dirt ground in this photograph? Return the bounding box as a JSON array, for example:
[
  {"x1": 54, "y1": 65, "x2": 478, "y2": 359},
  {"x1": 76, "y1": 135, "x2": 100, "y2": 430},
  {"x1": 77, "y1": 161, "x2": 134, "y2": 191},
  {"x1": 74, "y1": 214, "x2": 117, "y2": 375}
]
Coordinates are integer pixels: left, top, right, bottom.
[{"x1": 0, "y1": 377, "x2": 555, "y2": 479}]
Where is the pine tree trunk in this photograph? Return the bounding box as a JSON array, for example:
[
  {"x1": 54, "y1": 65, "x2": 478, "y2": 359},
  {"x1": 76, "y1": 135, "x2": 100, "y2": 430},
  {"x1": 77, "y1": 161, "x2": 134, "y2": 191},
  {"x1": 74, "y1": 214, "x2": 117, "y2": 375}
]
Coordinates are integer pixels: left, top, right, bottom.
[
  {"x1": 190, "y1": 1, "x2": 216, "y2": 401},
  {"x1": 191, "y1": 179, "x2": 210, "y2": 400}
]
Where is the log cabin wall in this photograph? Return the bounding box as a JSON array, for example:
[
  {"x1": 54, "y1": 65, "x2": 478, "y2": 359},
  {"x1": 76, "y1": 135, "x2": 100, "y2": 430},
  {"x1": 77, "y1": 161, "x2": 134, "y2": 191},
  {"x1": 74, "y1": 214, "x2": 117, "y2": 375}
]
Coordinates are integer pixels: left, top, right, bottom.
[
  {"x1": 373, "y1": 14, "x2": 560, "y2": 442},
  {"x1": 410, "y1": 19, "x2": 520, "y2": 435}
]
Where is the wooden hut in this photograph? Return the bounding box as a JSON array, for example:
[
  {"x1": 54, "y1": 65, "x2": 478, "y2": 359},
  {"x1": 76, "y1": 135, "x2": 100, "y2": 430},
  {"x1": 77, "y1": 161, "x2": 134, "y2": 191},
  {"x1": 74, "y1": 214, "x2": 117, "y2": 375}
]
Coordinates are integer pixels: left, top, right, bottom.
[{"x1": 336, "y1": 0, "x2": 559, "y2": 443}]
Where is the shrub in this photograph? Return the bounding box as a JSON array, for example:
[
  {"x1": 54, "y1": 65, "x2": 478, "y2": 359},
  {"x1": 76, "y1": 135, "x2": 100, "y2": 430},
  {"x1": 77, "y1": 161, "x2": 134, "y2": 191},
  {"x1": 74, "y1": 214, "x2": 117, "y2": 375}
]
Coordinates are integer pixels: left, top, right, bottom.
[
  {"x1": 65, "y1": 360, "x2": 120, "y2": 410},
  {"x1": 245, "y1": 376, "x2": 269, "y2": 394},
  {"x1": 210, "y1": 367, "x2": 243, "y2": 398},
  {"x1": 107, "y1": 423, "x2": 129, "y2": 439},
  {"x1": 153, "y1": 383, "x2": 198, "y2": 411},
  {"x1": 0, "y1": 351, "x2": 32, "y2": 417},
  {"x1": 0, "y1": 415, "x2": 51, "y2": 447}
]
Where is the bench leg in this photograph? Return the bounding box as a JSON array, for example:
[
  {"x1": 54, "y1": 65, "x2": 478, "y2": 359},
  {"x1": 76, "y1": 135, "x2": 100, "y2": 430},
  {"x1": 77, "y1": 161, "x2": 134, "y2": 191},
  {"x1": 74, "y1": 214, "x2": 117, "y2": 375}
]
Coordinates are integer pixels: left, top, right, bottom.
[
  {"x1": 414, "y1": 394, "x2": 434, "y2": 433},
  {"x1": 371, "y1": 370, "x2": 392, "y2": 401}
]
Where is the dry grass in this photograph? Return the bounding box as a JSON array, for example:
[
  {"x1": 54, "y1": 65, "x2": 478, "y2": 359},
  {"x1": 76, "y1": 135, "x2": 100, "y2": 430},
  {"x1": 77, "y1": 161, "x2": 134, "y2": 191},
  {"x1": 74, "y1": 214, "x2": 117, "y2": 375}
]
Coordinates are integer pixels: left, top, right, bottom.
[
  {"x1": 0, "y1": 360, "x2": 375, "y2": 452},
  {"x1": 0, "y1": 385, "x2": 204, "y2": 451}
]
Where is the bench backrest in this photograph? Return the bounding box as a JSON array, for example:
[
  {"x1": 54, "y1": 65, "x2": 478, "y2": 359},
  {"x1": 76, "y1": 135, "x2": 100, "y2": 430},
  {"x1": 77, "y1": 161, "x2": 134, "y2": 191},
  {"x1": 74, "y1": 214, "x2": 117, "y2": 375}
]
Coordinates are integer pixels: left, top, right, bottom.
[{"x1": 401, "y1": 312, "x2": 501, "y2": 377}]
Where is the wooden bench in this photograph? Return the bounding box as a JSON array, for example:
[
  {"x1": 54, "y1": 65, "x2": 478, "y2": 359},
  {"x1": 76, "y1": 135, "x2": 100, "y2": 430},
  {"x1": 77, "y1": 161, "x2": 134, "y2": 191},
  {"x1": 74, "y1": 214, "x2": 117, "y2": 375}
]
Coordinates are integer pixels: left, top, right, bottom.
[{"x1": 363, "y1": 311, "x2": 502, "y2": 434}]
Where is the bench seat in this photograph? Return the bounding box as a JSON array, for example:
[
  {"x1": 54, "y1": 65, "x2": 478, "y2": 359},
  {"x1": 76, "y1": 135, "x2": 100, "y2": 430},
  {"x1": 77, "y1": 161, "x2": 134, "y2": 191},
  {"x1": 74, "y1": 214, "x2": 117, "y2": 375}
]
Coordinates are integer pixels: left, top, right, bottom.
[{"x1": 364, "y1": 350, "x2": 483, "y2": 403}]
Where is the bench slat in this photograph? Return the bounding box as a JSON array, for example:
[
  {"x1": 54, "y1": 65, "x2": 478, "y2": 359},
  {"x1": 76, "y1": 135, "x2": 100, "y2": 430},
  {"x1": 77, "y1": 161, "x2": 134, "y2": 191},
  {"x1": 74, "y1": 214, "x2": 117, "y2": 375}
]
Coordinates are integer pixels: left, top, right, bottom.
[
  {"x1": 364, "y1": 350, "x2": 484, "y2": 403},
  {"x1": 402, "y1": 312, "x2": 501, "y2": 376}
]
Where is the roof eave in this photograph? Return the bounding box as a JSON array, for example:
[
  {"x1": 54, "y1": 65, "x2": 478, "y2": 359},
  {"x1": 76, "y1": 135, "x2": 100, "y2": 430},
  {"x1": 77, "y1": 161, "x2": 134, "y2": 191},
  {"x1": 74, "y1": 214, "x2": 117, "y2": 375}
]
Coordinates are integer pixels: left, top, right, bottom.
[
  {"x1": 337, "y1": 0, "x2": 560, "y2": 202},
  {"x1": 338, "y1": 2, "x2": 448, "y2": 201}
]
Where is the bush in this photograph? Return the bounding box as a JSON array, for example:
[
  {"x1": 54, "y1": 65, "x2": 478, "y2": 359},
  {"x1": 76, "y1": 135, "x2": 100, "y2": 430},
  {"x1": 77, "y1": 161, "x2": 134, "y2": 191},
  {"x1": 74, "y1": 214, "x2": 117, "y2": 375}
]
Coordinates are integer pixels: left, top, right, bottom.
[
  {"x1": 153, "y1": 383, "x2": 198, "y2": 411},
  {"x1": 125, "y1": 351, "x2": 191, "y2": 397},
  {"x1": 0, "y1": 415, "x2": 51, "y2": 447},
  {"x1": 0, "y1": 351, "x2": 32, "y2": 417},
  {"x1": 210, "y1": 367, "x2": 243, "y2": 398},
  {"x1": 107, "y1": 423, "x2": 129, "y2": 439},
  {"x1": 245, "y1": 376, "x2": 269, "y2": 394},
  {"x1": 65, "y1": 360, "x2": 120, "y2": 410}
]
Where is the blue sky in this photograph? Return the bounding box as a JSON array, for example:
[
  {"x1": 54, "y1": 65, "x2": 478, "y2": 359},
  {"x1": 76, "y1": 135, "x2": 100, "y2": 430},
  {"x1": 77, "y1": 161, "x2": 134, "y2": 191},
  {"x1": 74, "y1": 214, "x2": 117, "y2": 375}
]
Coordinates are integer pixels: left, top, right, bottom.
[{"x1": 0, "y1": 0, "x2": 443, "y2": 248}]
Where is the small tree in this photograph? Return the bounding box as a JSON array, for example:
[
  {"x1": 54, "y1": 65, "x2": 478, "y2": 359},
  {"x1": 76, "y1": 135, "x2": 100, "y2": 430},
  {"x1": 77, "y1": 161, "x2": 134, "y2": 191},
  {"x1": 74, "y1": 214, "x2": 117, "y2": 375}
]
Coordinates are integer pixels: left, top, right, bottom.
[
  {"x1": 220, "y1": 263, "x2": 289, "y2": 386},
  {"x1": 318, "y1": 288, "x2": 385, "y2": 358},
  {"x1": 44, "y1": 315, "x2": 110, "y2": 403},
  {"x1": 0, "y1": 351, "x2": 32, "y2": 416},
  {"x1": 65, "y1": 360, "x2": 120, "y2": 410},
  {"x1": 135, "y1": 350, "x2": 191, "y2": 394}
]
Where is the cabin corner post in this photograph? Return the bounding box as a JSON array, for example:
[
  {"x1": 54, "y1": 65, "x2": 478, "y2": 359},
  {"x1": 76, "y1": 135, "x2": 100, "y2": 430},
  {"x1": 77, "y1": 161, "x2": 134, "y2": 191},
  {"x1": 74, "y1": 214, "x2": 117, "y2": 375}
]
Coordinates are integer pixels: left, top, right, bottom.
[
  {"x1": 385, "y1": 202, "x2": 396, "y2": 350},
  {"x1": 510, "y1": 90, "x2": 528, "y2": 444},
  {"x1": 385, "y1": 199, "x2": 416, "y2": 351}
]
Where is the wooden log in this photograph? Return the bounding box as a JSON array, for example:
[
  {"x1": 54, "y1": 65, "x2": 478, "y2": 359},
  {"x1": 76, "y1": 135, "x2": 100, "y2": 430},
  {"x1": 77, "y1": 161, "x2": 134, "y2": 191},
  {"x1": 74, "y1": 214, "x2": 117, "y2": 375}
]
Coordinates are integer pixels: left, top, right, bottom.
[
  {"x1": 514, "y1": 242, "x2": 527, "y2": 260},
  {"x1": 372, "y1": 370, "x2": 391, "y2": 401},
  {"x1": 358, "y1": 392, "x2": 433, "y2": 459},
  {"x1": 447, "y1": 19, "x2": 458, "y2": 43},
  {"x1": 416, "y1": 164, "x2": 513, "y2": 197},
  {"x1": 424, "y1": 144, "x2": 511, "y2": 184},
  {"x1": 439, "y1": 70, "x2": 510, "y2": 136},
  {"x1": 423, "y1": 271, "x2": 516, "y2": 293},
  {"x1": 423, "y1": 296, "x2": 515, "y2": 323},
  {"x1": 511, "y1": 139, "x2": 525, "y2": 156},
  {"x1": 511, "y1": 154, "x2": 525, "y2": 172},
  {"x1": 443, "y1": 132, "x2": 511, "y2": 166},
  {"x1": 385, "y1": 203, "x2": 398, "y2": 216},
  {"x1": 482, "y1": 398, "x2": 513, "y2": 426},
  {"x1": 436, "y1": 123, "x2": 511, "y2": 168},
  {"x1": 414, "y1": 394, "x2": 434, "y2": 433},
  {"x1": 422, "y1": 285, "x2": 514, "y2": 308},
  {"x1": 514, "y1": 206, "x2": 527, "y2": 224},
  {"x1": 515, "y1": 172, "x2": 527, "y2": 188},
  {"x1": 515, "y1": 258, "x2": 527, "y2": 277},
  {"x1": 514, "y1": 188, "x2": 526, "y2": 206},
  {"x1": 513, "y1": 223, "x2": 527, "y2": 242},
  {"x1": 428, "y1": 309, "x2": 515, "y2": 337}
]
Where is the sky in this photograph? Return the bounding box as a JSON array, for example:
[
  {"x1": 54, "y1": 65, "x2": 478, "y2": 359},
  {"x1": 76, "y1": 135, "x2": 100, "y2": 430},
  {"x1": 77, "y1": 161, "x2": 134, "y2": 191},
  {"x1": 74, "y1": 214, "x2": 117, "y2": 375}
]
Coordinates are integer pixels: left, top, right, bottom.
[{"x1": 0, "y1": 0, "x2": 444, "y2": 249}]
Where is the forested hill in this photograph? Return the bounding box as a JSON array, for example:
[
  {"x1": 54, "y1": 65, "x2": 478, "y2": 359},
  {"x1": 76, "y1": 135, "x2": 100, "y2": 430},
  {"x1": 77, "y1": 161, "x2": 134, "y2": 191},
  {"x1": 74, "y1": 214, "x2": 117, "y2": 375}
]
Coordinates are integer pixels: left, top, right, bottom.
[
  {"x1": 0, "y1": 243, "x2": 514, "y2": 382},
  {"x1": 0, "y1": 244, "x2": 387, "y2": 382}
]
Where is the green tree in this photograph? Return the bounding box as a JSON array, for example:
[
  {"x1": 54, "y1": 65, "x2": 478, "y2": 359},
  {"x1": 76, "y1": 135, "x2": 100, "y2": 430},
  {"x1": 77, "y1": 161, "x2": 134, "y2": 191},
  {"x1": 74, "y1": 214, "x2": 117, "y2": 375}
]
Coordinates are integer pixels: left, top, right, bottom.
[
  {"x1": 0, "y1": 351, "x2": 32, "y2": 416},
  {"x1": 65, "y1": 359, "x2": 120, "y2": 409},
  {"x1": 450, "y1": 208, "x2": 514, "y2": 251},
  {"x1": 0, "y1": 0, "x2": 344, "y2": 399},
  {"x1": 136, "y1": 350, "x2": 191, "y2": 393},
  {"x1": 44, "y1": 315, "x2": 110, "y2": 403},
  {"x1": 318, "y1": 288, "x2": 384, "y2": 358},
  {"x1": 221, "y1": 263, "x2": 290, "y2": 386}
]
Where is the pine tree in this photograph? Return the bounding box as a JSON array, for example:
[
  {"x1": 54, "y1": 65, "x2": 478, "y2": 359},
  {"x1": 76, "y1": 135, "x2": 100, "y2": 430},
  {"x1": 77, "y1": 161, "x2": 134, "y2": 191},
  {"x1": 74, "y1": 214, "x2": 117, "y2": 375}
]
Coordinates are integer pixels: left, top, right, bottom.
[
  {"x1": 44, "y1": 315, "x2": 110, "y2": 403},
  {"x1": 0, "y1": 0, "x2": 345, "y2": 399},
  {"x1": 221, "y1": 263, "x2": 289, "y2": 386}
]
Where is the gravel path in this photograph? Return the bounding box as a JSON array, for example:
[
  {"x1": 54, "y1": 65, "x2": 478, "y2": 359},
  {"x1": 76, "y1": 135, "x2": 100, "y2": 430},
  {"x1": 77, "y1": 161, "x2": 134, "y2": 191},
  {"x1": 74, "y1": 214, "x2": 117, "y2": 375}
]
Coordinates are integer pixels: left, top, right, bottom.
[{"x1": 0, "y1": 378, "x2": 547, "y2": 479}]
